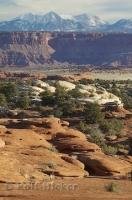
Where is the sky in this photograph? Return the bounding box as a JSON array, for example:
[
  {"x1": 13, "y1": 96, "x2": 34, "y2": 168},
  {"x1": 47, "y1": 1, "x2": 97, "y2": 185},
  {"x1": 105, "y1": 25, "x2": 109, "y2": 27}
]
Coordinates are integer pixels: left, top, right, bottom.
[{"x1": 0, "y1": 0, "x2": 132, "y2": 22}]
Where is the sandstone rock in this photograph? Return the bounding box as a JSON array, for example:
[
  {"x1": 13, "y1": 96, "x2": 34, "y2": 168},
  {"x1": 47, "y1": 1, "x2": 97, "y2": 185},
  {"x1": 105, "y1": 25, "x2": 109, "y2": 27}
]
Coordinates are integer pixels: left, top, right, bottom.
[
  {"x1": 52, "y1": 137, "x2": 100, "y2": 153},
  {"x1": 53, "y1": 168, "x2": 85, "y2": 177},
  {"x1": 61, "y1": 155, "x2": 84, "y2": 169},
  {"x1": 1, "y1": 32, "x2": 132, "y2": 67},
  {"x1": 0, "y1": 152, "x2": 26, "y2": 183},
  {"x1": 0, "y1": 138, "x2": 5, "y2": 148},
  {"x1": 0, "y1": 125, "x2": 7, "y2": 135},
  {"x1": 5, "y1": 129, "x2": 52, "y2": 149},
  {"x1": 105, "y1": 135, "x2": 117, "y2": 141},
  {"x1": 0, "y1": 116, "x2": 131, "y2": 180},
  {"x1": 78, "y1": 152, "x2": 132, "y2": 176}
]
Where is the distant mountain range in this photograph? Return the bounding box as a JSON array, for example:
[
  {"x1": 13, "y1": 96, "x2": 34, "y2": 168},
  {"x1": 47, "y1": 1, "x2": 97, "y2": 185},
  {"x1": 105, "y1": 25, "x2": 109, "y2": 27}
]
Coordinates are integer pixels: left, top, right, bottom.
[{"x1": 0, "y1": 11, "x2": 132, "y2": 32}]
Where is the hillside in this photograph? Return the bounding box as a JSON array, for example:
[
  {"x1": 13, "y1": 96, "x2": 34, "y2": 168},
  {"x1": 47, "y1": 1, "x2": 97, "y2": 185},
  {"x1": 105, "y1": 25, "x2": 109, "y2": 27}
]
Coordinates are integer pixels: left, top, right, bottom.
[{"x1": 0, "y1": 32, "x2": 132, "y2": 67}]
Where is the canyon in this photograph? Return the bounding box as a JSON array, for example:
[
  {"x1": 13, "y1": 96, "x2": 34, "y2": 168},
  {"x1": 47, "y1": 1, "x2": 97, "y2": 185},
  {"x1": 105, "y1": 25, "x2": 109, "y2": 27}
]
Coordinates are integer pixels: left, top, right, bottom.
[{"x1": 0, "y1": 32, "x2": 132, "y2": 67}]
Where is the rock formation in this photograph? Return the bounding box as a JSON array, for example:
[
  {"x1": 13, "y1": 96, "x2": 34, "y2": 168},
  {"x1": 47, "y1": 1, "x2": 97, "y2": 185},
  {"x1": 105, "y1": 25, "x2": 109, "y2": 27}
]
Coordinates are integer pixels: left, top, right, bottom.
[
  {"x1": 0, "y1": 32, "x2": 132, "y2": 67},
  {"x1": 0, "y1": 117, "x2": 131, "y2": 183}
]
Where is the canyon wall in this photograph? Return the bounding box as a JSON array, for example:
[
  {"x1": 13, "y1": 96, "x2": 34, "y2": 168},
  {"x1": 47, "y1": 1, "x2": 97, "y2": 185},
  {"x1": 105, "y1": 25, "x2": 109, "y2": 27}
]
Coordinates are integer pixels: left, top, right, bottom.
[{"x1": 0, "y1": 32, "x2": 132, "y2": 67}]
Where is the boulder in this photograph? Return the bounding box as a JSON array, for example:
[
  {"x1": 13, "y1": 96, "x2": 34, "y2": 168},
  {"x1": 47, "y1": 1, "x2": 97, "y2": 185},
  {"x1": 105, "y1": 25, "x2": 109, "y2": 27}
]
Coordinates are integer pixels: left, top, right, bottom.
[{"x1": 105, "y1": 135, "x2": 117, "y2": 141}]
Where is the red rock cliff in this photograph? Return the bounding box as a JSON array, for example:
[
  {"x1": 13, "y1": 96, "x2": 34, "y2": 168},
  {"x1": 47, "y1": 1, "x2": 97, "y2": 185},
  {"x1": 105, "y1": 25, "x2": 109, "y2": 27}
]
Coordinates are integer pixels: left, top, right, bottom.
[{"x1": 0, "y1": 32, "x2": 132, "y2": 67}]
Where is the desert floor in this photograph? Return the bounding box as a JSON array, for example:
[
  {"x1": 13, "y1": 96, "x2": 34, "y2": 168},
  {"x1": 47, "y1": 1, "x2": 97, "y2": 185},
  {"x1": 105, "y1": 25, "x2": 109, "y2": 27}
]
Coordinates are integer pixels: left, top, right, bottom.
[{"x1": 0, "y1": 178, "x2": 132, "y2": 200}]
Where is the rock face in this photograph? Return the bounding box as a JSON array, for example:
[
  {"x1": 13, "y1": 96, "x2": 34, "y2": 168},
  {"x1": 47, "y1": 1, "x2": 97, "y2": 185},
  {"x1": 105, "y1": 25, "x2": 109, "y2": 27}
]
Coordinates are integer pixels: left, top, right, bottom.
[
  {"x1": 0, "y1": 32, "x2": 132, "y2": 67},
  {"x1": 0, "y1": 117, "x2": 131, "y2": 183},
  {"x1": 0, "y1": 138, "x2": 5, "y2": 148},
  {"x1": 78, "y1": 153, "x2": 132, "y2": 176}
]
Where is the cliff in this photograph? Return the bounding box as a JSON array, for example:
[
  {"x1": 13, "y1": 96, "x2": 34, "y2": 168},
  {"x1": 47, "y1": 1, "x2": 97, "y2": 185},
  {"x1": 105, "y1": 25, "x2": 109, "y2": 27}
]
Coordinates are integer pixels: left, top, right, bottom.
[{"x1": 0, "y1": 32, "x2": 132, "y2": 67}]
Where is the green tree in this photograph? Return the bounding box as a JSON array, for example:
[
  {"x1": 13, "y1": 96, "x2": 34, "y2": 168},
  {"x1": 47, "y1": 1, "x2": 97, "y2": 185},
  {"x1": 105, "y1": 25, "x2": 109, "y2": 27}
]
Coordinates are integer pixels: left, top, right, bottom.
[
  {"x1": 61, "y1": 99, "x2": 77, "y2": 117},
  {"x1": 41, "y1": 90, "x2": 55, "y2": 106},
  {"x1": 17, "y1": 94, "x2": 30, "y2": 109},
  {"x1": 99, "y1": 119, "x2": 123, "y2": 136},
  {"x1": 68, "y1": 87, "x2": 83, "y2": 99},
  {"x1": 0, "y1": 94, "x2": 7, "y2": 107},
  {"x1": 1, "y1": 82, "x2": 18, "y2": 101},
  {"x1": 55, "y1": 84, "x2": 70, "y2": 105},
  {"x1": 84, "y1": 103, "x2": 104, "y2": 124}
]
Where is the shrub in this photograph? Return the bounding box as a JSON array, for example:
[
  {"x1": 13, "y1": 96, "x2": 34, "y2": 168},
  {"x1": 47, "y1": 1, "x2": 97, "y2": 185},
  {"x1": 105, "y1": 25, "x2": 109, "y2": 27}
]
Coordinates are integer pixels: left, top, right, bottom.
[
  {"x1": 54, "y1": 84, "x2": 70, "y2": 105},
  {"x1": 106, "y1": 182, "x2": 119, "y2": 192},
  {"x1": 60, "y1": 99, "x2": 77, "y2": 117},
  {"x1": 68, "y1": 87, "x2": 84, "y2": 99},
  {"x1": 54, "y1": 108, "x2": 63, "y2": 118},
  {"x1": 102, "y1": 145, "x2": 118, "y2": 155},
  {"x1": 78, "y1": 121, "x2": 90, "y2": 134},
  {"x1": 41, "y1": 90, "x2": 55, "y2": 106},
  {"x1": 99, "y1": 119, "x2": 123, "y2": 136},
  {"x1": 0, "y1": 94, "x2": 7, "y2": 107},
  {"x1": 17, "y1": 94, "x2": 31, "y2": 109},
  {"x1": 84, "y1": 103, "x2": 104, "y2": 124},
  {"x1": 90, "y1": 128, "x2": 105, "y2": 146}
]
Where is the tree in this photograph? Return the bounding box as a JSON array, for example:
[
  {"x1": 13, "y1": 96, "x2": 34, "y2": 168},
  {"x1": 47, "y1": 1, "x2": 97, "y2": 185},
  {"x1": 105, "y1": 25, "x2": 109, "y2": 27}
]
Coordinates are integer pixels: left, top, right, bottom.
[
  {"x1": 41, "y1": 89, "x2": 55, "y2": 106},
  {"x1": 122, "y1": 93, "x2": 132, "y2": 110},
  {"x1": 84, "y1": 102, "x2": 104, "y2": 124},
  {"x1": 61, "y1": 99, "x2": 77, "y2": 117},
  {"x1": 0, "y1": 94, "x2": 7, "y2": 107},
  {"x1": 17, "y1": 94, "x2": 30, "y2": 109},
  {"x1": 99, "y1": 119, "x2": 123, "y2": 136},
  {"x1": 68, "y1": 87, "x2": 83, "y2": 99},
  {"x1": 1, "y1": 82, "x2": 18, "y2": 101},
  {"x1": 55, "y1": 84, "x2": 70, "y2": 105}
]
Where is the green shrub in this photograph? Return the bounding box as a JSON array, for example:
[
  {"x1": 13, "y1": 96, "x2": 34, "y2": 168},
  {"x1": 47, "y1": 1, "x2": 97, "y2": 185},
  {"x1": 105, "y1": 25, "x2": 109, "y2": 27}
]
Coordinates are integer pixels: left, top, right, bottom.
[
  {"x1": 102, "y1": 145, "x2": 118, "y2": 155},
  {"x1": 106, "y1": 182, "x2": 119, "y2": 192},
  {"x1": 41, "y1": 90, "x2": 55, "y2": 106},
  {"x1": 99, "y1": 119, "x2": 123, "y2": 136},
  {"x1": 0, "y1": 94, "x2": 7, "y2": 107},
  {"x1": 84, "y1": 103, "x2": 104, "y2": 124},
  {"x1": 90, "y1": 129, "x2": 105, "y2": 146},
  {"x1": 78, "y1": 121, "x2": 91, "y2": 134}
]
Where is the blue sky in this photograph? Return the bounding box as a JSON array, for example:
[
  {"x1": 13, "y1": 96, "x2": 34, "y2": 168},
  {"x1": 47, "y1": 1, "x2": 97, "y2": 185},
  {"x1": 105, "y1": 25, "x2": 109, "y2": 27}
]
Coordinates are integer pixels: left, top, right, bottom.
[{"x1": 0, "y1": 0, "x2": 132, "y2": 21}]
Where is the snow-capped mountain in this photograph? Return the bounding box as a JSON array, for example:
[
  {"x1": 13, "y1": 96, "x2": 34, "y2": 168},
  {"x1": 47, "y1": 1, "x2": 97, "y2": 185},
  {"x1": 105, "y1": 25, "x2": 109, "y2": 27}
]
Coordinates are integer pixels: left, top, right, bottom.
[
  {"x1": 107, "y1": 19, "x2": 132, "y2": 33},
  {"x1": 0, "y1": 11, "x2": 107, "y2": 32},
  {"x1": 0, "y1": 11, "x2": 132, "y2": 32},
  {"x1": 74, "y1": 14, "x2": 106, "y2": 27}
]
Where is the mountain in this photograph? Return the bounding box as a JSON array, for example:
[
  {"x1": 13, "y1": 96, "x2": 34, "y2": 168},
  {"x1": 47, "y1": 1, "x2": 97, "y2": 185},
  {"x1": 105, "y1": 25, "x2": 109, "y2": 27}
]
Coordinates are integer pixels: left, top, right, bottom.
[
  {"x1": 0, "y1": 32, "x2": 132, "y2": 67},
  {"x1": 0, "y1": 12, "x2": 132, "y2": 32},
  {"x1": 107, "y1": 19, "x2": 132, "y2": 33},
  {"x1": 0, "y1": 12, "x2": 108, "y2": 32},
  {"x1": 74, "y1": 14, "x2": 106, "y2": 29}
]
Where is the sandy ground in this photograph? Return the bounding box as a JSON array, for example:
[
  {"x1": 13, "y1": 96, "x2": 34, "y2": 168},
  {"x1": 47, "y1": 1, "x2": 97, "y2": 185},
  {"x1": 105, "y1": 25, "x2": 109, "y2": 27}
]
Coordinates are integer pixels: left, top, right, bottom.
[
  {"x1": 92, "y1": 71, "x2": 132, "y2": 80},
  {"x1": 0, "y1": 178, "x2": 132, "y2": 200}
]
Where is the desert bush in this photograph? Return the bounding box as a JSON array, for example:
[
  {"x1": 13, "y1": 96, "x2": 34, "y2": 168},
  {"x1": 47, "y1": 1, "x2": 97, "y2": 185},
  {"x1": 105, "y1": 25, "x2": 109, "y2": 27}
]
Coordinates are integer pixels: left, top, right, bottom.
[
  {"x1": 90, "y1": 129, "x2": 105, "y2": 146},
  {"x1": 78, "y1": 121, "x2": 91, "y2": 134},
  {"x1": 99, "y1": 119, "x2": 123, "y2": 136},
  {"x1": 106, "y1": 182, "x2": 119, "y2": 192},
  {"x1": 0, "y1": 94, "x2": 7, "y2": 107},
  {"x1": 84, "y1": 102, "x2": 104, "y2": 124},
  {"x1": 102, "y1": 145, "x2": 118, "y2": 155},
  {"x1": 41, "y1": 89, "x2": 55, "y2": 106}
]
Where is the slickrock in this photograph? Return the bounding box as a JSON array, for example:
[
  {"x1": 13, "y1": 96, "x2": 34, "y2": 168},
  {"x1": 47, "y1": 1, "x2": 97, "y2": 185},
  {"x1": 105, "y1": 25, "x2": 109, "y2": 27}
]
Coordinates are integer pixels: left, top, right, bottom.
[
  {"x1": 78, "y1": 152, "x2": 132, "y2": 176},
  {"x1": 0, "y1": 138, "x2": 5, "y2": 148},
  {"x1": 0, "y1": 117, "x2": 131, "y2": 182}
]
